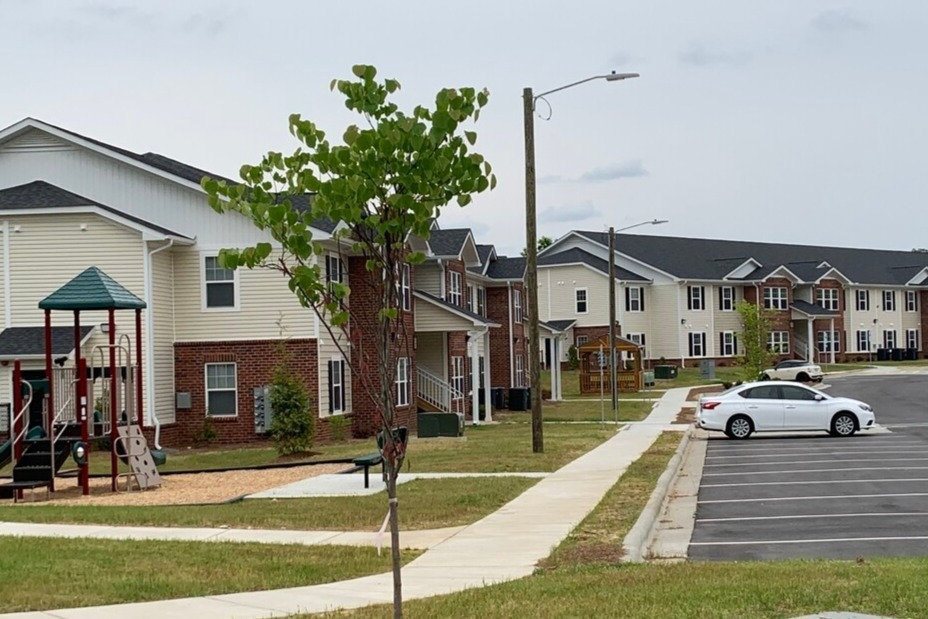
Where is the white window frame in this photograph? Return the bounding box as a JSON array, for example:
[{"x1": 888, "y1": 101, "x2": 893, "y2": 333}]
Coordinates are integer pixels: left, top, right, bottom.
[
  {"x1": 627, "y1": 287, "x2": 643, "y2": 312},
  {"x1": 575, "y1": 288, "x2": 588, "y2": 314},
  {"x1": 576, "y1": 335, "x2": 589, "y2": 347},
  {"x1": 763, "y1": 287, "x2": 788, "y2": 310},
  {"x1": 856, "y1": 330, "x2": 871, "y2": 353},
  {"x1": 449, "y1": 271, "x2": 463, "y2": 306},
  {"x1": 201, "y1": 254, "x2": 239, "y2": 311},
  {"x1": 907, "y1": 328, "x2": 919, "y2": 350},
  {"x1": 816, "y1": 330, "x2": 840, "y2": 353},
  {"x1": 515, "y1": 354, "x2": 525, "y2": 387},
  {"x1": 720, "y1": 331, "x2": 736, "y2": 357},
  {"x1": 451, "y1": 356, "x2": 465, "y2": 397},
  {"x1": 627, "y1": 333, "x2": 646, "y2": 358},
  {"x1": 687, "y1": 285, "x2": 705, "y2": 311},
  {"x1": 884, "y1": 329, "x2": 897, "y2": 349},
  {"x1": 395, "y1": 357, "x2": 410, "y2": 407},
  {"x1": 815, "y1": 288, "x2": 839, "y2": 311},
  {"x1": 399, "y1": 263, "x2": 411, "y2": 311},
  {"x1": 513, "y1": 288, "x2": 523, "y2": 323},
  {"x1": 856, "y1": 289, "x2": 870, "y2": 311},
  {"x1": 883, "y1": 290, "x2": 896, "y2": 312},
  {"x1": 767, "y1": 331, "x2": 790, "y2": 355},
  {"x1": 205, "y1": 362, "x2": 237, "y2": 417},
  {"x1": 466, "y1": 284, "x2": 474, "y2": 313},
  {"x1": 476, "y1": 287, "x2": 486, "y2": 316},
  {"x1": 907, "y1": 290, "x2": 919, "y2": 313},
  {"x1": 688, "y1": 332, "x2": 706, "y2": 357},
  {"x1": 719, "y1": 286, "x2": 734, "y2": 311},
  {"x1": 329, "y1": 356, "x2": 345, "y2": 414}
]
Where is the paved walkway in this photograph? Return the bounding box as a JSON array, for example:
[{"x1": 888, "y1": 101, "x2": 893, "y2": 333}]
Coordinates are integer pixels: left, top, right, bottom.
[{"x1": 2, "y1": 387, "x2": 692, "y2": 619}]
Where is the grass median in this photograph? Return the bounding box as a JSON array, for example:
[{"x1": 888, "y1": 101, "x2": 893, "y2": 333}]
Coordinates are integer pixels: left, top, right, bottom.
[{"x1": 0, "y1": 535, "x2": 418, "y2": 614}]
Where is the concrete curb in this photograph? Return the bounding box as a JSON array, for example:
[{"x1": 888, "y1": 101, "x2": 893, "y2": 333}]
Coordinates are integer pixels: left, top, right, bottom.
[{"x1": 621, "y1": 427, "x2": 692, "y2": 562}]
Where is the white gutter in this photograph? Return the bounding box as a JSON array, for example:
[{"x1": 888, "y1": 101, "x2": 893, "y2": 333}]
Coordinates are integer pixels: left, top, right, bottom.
[
  {"x1": 2, "y1": 221, "x2": 10, "y2": 328},
  {"x1": 144, "y1": 238, "x2": 174, "y2": 449}
]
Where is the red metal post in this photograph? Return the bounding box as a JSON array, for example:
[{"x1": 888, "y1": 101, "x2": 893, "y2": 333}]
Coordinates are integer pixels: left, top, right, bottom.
[
  {"x1": 12, "y1": 360, "x2": 22, "y2": 462},
  {"x1": 78, "y1": 357, "x2": 89, "y2": 495},
  {"x1": 44, "y1": 309, "x2": 53, "y2": 435},
  {"x1": 109, "y1": 308, "x2": 117, "y2": 492},
  {"x1": 135, "y1": 308, "x2": 143, "y2": 428}
]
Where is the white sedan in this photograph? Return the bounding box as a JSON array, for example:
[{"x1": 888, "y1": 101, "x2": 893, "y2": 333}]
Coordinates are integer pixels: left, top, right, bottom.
[{"x1": 696, "y1": 382, "x2": 876, "y2": 439}]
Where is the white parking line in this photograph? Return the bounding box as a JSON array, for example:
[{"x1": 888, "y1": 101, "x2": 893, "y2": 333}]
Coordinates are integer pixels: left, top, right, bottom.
[
  {"x1": 702, "y1": 478, "x2": 928, "y2": 488},
  {"x1": 699, "y1": 492, "x2": 928, "y2": 504},
  {"x1": 691, "y1": 535, "x2": 928, "y2": 547},
  {"x1": 711, "y1": 441, "x2": 926, "y2": 453},
  {"x1": 884, "y1": 423, "x2": 928, "y2": 428},
  {"x1": 697, "y1": 512, "x2": 928, "y2": 524},
  {"x1": 706, "y1": 450, "x2": 928, "y2": 460},
  {"x1": 703, "y1": 467, "x2": 928, "y2": 477},
  {"x1": 704, "y1": 457, "x2": 928, "y2": 468}
]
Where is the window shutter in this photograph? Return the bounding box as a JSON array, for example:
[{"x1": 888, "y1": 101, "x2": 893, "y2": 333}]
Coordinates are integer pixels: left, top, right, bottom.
[
  {"x1": 328, "y1": 361, "x2": 334, "y2": 413},
  {"x1": 719, "y1": 288, "x2": 724, "y2": 310},
  {"x1": 688, "y1": 333, "x2": 694, "y2": 357},
  {"x1": 720, "y1": 333, "x2": 725, "y2": 354},
  {"x1": 640, "y1": 333, "x2": 646, "y2": 346},
  {"x1": 687, "y1": 287, "x2": 693, "y2": 311},
  {"x1": 625, "y1": 288, "x2": 630, "y2": 312},
  {"x1": 340, "y1": 362, "x2": 346, "y2": 409},
  {"x1": 640, "y1": 288, "x2": 645, "y2": 312}
]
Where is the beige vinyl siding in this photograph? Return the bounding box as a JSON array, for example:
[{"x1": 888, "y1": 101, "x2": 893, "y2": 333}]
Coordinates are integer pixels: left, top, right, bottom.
[
  {"x1": 416, "y1": 332, "x2": 445, "y2": 378},
  {"x1": 618, "y1": 284, "x2": 650, "y2": 335},
  {"x1": 317, "y1": 333, "x2": 351, "y2": 418},
  {"x1": 538, "y1": 264, "x2": 610, "y2": 326},
  {"x1": 172, "y1": 246, "x2": 313, "y2": 342},
  {"x1": 648, "y1": 283, "x2": 682, "y2": 359},
  {"x1": 415, "y1": 263, "x2": 443, "y2": 297},
  {"x1": 414, "y1": 301, "x2": 475, "y2": 332},
  {"x1": 0, "y1": 222, "x2": 6, "y2": 329},
  {"x1": 713, "y1": 285, "x2": 742, "y2": 356},
  {"x1": 151, "y1": 248, "x2": 175, "y2": 424}
]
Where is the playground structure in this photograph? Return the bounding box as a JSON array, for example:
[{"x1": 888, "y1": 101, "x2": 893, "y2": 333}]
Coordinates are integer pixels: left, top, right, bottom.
[
  {"x1": 576, "y1": 336, "x2": 644, "y2": 394},
  {"x1": 0, "y1": 267, "x2": 162, "y2": 501}
]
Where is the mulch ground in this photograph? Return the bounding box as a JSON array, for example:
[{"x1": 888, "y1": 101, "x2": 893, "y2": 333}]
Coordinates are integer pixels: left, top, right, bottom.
[{"x1": 686, "y1": 385, "x2": 725, "y2": 401}]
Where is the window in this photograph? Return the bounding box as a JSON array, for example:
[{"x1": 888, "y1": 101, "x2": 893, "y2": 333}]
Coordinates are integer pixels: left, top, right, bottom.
[
  {"x1": 325, "y1": 254, "x2": 344, "y2": 285},
  {"x1": 205, "y1": 363, "x2": 237, "y2": 416},
  {"x1": 575, "y1": 288, "x2": 588, "y2": 314},
  {"x1": 763, "y1": 287, "x2": 788, "y2": 310},
  {"x1": 884, "y1": 330, "x2": 897, "y2": 349},
  {"x1": 449, "y1": 271, "x2": 462, "y2": 306},
  {"x1": 816, "y1": 330, "x2": 840, "y2": 353},
  {"x1": 856, "y1": 290, "x2": 870, "y2": 311},
  {"x1": 476, "y1": 287, "x2": 486, "y2": 316},
  {"x1": 396, "y1": 358, "x2": 410, "y2": 407},
  {"x1": 781, "y1": 385, "x2": 818, "y2": 401},
  {"x1": 466, "y1": 284, "x2": 474, "y2": 313},
  {"x1": 328, "y1": 357, "x2": 345, "y2": 413},
  {"x1": 741, "y1": 385, "x2": 780, "y2": 400},
  {"x1": 513, "y1": 288, "x2": 523, "y2": 323},
  {"x1": 576, "y1": 335, "x2": 589, "y2": 347},
  {"x1": 883, "y1": 290, "x2": 896, "y2": 312},
  {"x1": 719, "y1": 286, "x2": 734, "y2": 311},
  {"x1": 451, "y1": 356, "x2": 465, "y2": 397},
  {"x1": 688, "y1": 332, "x2": 706, "y2": 357},
  {"x1": 398, "y1": 263, "x2": 411, "y2": 311},
  {"x1": 625, "y1": 287, "x2": 644, "y2": 312},
  {"x1": 856, "y1": 330, "x2": 871, "y2": 353},
  {"x1": 720, "y1": 331, "x2": 737, "y2": 357},
  {"x1": 907, "y1": 329, "x2": 920, "y2": 350},
  {"x1": 627, "y1": 333, "x2": 646, "y2": 357},
  {"x1": 767, "y1": 331, "x2": 790, "y2": 354},
  {"x1": 907, "y1": 290, "x2": 919, "y2": 313},
  {"x1": 687, "y1": 286, "x2": 705, "y2": 311},
  {"x1": 515, "y1": 354, "x2": 525, "y2": 387},
  {"x1": 815, "y1": 288, "x2": 839, "y2": 311},
  {"x1": 204, "y1": 256, "x2": 236, "y2": 309}
]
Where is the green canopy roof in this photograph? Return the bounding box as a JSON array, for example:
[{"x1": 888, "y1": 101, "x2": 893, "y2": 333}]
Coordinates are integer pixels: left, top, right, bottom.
[{"x1": 39, "y1": 267, "x2": 146, "y2": 311}]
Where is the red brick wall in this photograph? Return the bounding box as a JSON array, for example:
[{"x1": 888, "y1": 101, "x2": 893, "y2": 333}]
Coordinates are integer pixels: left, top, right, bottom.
[
  {"x1": 172, "y1": 338, "x2": 318, "y2": 446},
  {"x1": 761, "y1": 278, "x2": 793, "y2": 359},
  {"x1": 511, "y1": 282, "x2": 526, "y2": 385},
  {"x1": 812, "y1": 279, "x2": 846, "y2": 362},
  {"x1": 487, "y1": 285, "x2": 512, "y2": 389}
]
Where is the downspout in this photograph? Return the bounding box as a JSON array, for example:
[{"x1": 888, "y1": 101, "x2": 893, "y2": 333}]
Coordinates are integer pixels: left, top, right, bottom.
[
  {"x1": 507, "y1": 282, "x2": 515, "y2": 386},
  {"x1": 144, "y1": 238, "x2": 173, "y2": 449},
  {"x1": 2, "y1": 221, "x2": 11, "y2": 329}
]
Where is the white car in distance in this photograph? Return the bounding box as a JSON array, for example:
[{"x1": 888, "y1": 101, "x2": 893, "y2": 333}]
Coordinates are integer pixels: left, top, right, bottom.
[
  {"x1": 761, "y1": 360, "x2": 823, "y2": 383},
  {"x1": 696, "y1": 382, "x2": 876, "y2": 439}
]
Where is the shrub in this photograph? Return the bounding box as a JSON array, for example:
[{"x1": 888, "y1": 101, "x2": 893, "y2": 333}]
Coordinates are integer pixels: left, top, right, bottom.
[
  {"x1": 567, "y1": 345, "x2": 579, "y2": 370},
  {"x1": 328, "y1": 414, "x2": 350, "y2": 443},
  {"x1": 194, "y1": 416, "x2": 217, "y2": 446},
  {"x1": 269, "y1": 356, "x2": 314, "y2": 456}
]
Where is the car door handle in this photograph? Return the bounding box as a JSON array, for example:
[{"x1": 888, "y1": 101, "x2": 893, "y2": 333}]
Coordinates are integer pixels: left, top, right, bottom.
[
  {"x1": 747, "y1": 405, "x2": 759, "y2": 409},
  {"x1": 785, "y1": 405, "x2": 797, "y2": 409}
]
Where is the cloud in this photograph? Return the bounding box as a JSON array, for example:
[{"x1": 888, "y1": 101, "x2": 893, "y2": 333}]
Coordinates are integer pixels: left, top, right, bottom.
[
  {"x1": 183, "y1": 12, "x2": 231, "y2": 36},
  {"x1": 811, "y1": 9, "x2": 868, "y2": 33},
  {"x1": 610, "y1": 51, "x2": 644, "y2": 68},
  {"x1": 539, "y1": 174, "x2": 563, "y2": 185},
  {"x1": 79, "y1": 3, "x2": 157, "y2": 29},
  {"x1": 578, "y1": 160, "x2": 648, "y2": 182},
  {"x1": 540, "y1": 201, "x2": 600, "y2": 223},
  {"x1": 679, "y1": 44, "x2": 753, "y2": 67}
]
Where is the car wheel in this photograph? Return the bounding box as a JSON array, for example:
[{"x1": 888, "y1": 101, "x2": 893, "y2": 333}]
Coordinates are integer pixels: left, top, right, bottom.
[
  {"x1": 830, "y1": 412, "x2": 857, "y2": 437},
  {"x1": 727, "y1": 415, "x2": 753, "y2": 439},
  {"x1": 796, "y1": 372, "x2": 810, "y2": 383}
]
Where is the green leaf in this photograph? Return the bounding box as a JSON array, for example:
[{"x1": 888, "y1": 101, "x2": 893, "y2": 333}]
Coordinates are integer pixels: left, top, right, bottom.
[
  {"x1": 464, "y1": 131, "x2": 477, "y2": 146},
  {"x1": 352, "y1": 65, "x2": 367, "y2": 78}
]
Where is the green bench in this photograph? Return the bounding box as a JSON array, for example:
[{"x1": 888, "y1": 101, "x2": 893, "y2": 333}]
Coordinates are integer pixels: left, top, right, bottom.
[{"x1": 352, "y1": 452, "x2": 384, "y2": 488}]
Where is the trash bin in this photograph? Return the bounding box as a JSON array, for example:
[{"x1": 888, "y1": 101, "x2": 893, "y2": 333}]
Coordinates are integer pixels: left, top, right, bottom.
[
  {"x1": 906, "y1": 347, "x2": 919, "y2": 361},
  {"x1": 699, "y1": 360, "x2": 716, "y2": 380},
  {"x1": 643, "y1": 371, "x2": 655, "y2": 387},
  {"x1": 490, "y1": 387, "x2": 506, "y2": 410},
  {"x1": 508, "y1": 387, "x2": 530, "y2": 411},
  {"x1": 654, "y1": 365, "x2": 678, "y2": 379},
  {"x1": 892, "y1": 347, "x2": 905, "y2": 361},
  {"x1": 877, "y1": 348, "x2": 889, "y2": 361},
  {"x1": 417, "y1": 412, "x2": 464, "y2": 438}
]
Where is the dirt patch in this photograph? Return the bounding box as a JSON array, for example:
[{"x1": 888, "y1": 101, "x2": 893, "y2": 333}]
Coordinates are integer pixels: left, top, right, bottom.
[
  {"x1": 15, "y1": 463, "x2": 351, "y2": 507},
  {"x1": 675, "y1": 407, "x2": 696, "y2": 424},
  {"x1": 687, "y1": 385, "x2": 724, "y2": 401}
]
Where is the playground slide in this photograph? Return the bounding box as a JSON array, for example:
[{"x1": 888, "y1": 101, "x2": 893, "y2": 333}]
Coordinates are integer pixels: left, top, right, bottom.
[{"x1": 0, "y1": 426, "x2": 47, "y2": 468}]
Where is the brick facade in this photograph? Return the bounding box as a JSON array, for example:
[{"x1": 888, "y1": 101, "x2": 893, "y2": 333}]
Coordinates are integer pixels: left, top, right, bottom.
[
  {"x1": 811, "y1": 279, "x2": 846, "y2": 362},
  {"x1": 759, "y1": 278, "x2": 793, "y2": 359},
  {"x1": 486, "y1": 283, "x2": 525, "y2": 391},
  {"x1": 172, "y1": 338, "x2": 318, "y2": 446}
]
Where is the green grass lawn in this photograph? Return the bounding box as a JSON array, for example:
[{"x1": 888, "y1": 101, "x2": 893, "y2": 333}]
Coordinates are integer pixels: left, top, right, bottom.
[
  {"x1": 538, "y1": 399, "x2": 652, "y2": 423},
  {"x1": 0, "y1": 476, "x2": 536, "y2": 531},
  {"x1": 0, "y1": 536, "x2": 418, "y2": 614}
]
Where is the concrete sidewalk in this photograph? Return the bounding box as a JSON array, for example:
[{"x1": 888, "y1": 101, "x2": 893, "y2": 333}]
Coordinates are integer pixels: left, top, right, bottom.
[{"x1": 1, "y1": 387, "x2": 693, "y2": 619}]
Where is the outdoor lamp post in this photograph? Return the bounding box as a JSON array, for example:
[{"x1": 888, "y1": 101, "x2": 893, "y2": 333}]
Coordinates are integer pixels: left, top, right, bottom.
[{"x1": 524, "y1": 71, "x2": 639, "y2": 453}]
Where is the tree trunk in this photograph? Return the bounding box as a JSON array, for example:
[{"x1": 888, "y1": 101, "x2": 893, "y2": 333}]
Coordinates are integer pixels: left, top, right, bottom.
[{"x1": 387, "y1": 460, "x2": 403, "y2": 618}]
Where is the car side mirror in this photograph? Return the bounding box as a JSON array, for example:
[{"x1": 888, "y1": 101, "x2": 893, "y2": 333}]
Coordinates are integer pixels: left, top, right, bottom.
[{"x1": 814, "y1": 394, "x2": 825, "y2": 401}]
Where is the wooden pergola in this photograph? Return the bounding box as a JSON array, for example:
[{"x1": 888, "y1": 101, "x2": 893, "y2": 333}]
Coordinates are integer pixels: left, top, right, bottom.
[{"x1": 577, "y1": 336, "x2": 643, "y2": 394}]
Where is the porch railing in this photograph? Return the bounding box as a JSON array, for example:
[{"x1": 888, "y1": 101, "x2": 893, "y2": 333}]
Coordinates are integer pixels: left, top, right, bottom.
[{"x1": 416, "y1": 367, "x2": 464, "y2": 414}]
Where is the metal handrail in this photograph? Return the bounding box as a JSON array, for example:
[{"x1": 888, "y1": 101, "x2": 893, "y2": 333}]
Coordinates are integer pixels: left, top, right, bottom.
[
  {"x1": 10, "y1": 382, "x2": 33, "y2": 466},
  {"x1": 49, "y1": 379, "x2": 77, "y2": 481}
]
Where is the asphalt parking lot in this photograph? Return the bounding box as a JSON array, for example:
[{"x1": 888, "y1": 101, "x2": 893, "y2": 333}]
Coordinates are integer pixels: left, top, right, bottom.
[{"x1": 689, "y1": 374, "x2": 928, "y2": 561}]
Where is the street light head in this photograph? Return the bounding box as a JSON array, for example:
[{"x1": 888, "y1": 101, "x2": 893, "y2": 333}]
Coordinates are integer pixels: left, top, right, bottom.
[
  {"x1": 606, "y1": 71, "x2": 640, "y2": 82},
  {"x1": 651, "y1": 219, "x2": 669, "y2": 225}
]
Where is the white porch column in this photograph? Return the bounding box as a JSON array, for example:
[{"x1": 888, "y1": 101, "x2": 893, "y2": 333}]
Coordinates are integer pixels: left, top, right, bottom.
[
  {"x1": 483, "y1": 330, "x2": 492, "y2": 422},
  {"x1": 830, "y1": 318, "x2": 836, "y2": 365},
  {"x1": 553, "y1": 336, "x2": 563, "y2": 401},
  {"x1": 469, "y1": 332, "x2": 480, "y2": 425},
  {"x1": 807, "y1": 319, "x2": 814, "y2": 362}
]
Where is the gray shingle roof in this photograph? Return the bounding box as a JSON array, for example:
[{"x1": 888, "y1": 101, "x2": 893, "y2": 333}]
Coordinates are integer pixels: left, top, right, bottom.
[
  {"x1": 575, "y1": 231, "x2": 928, "y2": 285},
  {"x1": 486, "y1": 256, "x2": 526, "y2": 280},
  {"x1": 428, "y1": 229, "x2": 472, "y2": 257},
  {"x1": 791, "y1": 300, "x2": 840, "y2": 317},
  {"x1": 546, "y1": 319, "x2": 577, "y2": 331},
  {"x1": 471, "y1": 244, "x2": 495, "y2": 274},
  {"x1": 0, "y1": 181, "x2": 190, "y2": 239},
  {"x1": 0, "y1": 326, "x2": 94, "y2": 358},
  {"x1": 539, "y1": 248, "x2": 648, "y2": 281}
]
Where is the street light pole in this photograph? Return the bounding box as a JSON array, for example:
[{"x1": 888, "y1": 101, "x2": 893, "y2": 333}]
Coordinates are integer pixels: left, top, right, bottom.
[
  {"x1": 524, "y1": 71, "x2": 639, "y2": 454},
  {"x1": 607, "y1": 219, "x2": 668, "y2": 420}
]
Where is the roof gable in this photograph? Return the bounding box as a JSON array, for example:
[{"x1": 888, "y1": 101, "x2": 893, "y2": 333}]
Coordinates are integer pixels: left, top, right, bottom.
[
  {"x1": 538, "y1": 248, "x2": 648, "y2": 282},
  {"x1": 723, "y1": 258, "x2": 762, "y2": 280}
]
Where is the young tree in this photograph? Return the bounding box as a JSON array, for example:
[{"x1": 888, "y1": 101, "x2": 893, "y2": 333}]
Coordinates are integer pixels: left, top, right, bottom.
[
  {"x1": 521, "y1": 235, "x2": 553, "y2": 256},
  {"x1": 735, "y1": 299, "x2": 776, "y2": 381},
  {"x1": 203, "y1": 65, "x2": 494, "y2": 618}
]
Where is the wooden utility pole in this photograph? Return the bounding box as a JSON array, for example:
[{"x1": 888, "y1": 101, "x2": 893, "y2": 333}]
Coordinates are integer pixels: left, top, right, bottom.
[{"x1": 523, "y1": 86, "x2": 543, "y2": 453}]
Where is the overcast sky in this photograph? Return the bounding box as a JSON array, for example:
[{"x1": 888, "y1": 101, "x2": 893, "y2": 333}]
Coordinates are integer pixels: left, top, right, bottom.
[{"x1": 2, "y1": 0, "x2": 926, "y2": 257}]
